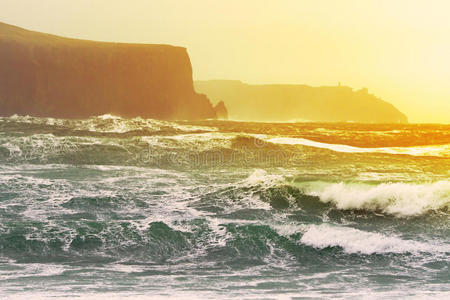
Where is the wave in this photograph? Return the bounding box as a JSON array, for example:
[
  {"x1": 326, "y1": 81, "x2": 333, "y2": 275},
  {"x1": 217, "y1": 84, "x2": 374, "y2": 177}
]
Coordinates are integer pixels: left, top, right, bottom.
[
  {"x1": 142, "y1": 132, "x2": 235, "y2": 152},
  {"x1": 1, "y1": 114, "x2": 217, "y2": 134},
  {"x1": 300, "y1": 224, "x2": 450, "y2": 255},
  {"x1": 0, "y1": 132, "x2": 282, "y2": 167},
  {"x1": 299, "y1": 181, "x2": 450, "y2": 217},
  {"x1": 0, "y1": 166, "x2": 448, "y2": 270},
  {"x1": 199, "y1": 170, "x2": 450, "y2": 217},
  {"x1": 232, "y1": 170, "x2": 450, "y2": 217},
  {"x1": 264, "y1": 136, "x2": 450, "y2": 157}
]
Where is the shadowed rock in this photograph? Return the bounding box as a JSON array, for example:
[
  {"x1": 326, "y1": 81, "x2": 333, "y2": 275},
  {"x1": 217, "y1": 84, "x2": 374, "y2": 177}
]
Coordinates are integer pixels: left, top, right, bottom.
[{"x1": 0, "y1": 22, "x2": 217, "y2": 120}]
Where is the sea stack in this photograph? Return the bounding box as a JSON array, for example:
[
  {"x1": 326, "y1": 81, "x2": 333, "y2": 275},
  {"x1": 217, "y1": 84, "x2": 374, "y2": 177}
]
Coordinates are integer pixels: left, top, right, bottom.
[
  {"x1": 0, "y1": 22, "x2": 217, "y2": 120},
  {"x1": 213, "y1": 101, "x2": 228, "y2": 120}
]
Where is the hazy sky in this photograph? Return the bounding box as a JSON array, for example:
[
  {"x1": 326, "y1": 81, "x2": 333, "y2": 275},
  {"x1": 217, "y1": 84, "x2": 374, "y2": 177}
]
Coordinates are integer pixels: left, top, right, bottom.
[{"x1": 1, "y1": 0, "x2": 449, "y2": 123}]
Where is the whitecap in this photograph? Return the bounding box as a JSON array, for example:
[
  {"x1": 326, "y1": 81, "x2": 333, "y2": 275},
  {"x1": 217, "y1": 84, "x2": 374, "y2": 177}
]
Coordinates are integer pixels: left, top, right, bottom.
[
  {"x1": 264, "y1": 136, "x2": 450, "y2": 157},
  {"x1": 301, "y1": 224, "x2": 450, "y2": 255},
  {"x1": 300, "y1": 181, "x2": 450, "y2": 216}
]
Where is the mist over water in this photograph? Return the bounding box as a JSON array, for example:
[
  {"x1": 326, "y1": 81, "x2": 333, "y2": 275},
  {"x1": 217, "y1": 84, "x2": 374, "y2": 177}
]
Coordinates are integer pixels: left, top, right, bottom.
[{"x1": 0, "y1": 115, "x2": 449, "y2": 299}]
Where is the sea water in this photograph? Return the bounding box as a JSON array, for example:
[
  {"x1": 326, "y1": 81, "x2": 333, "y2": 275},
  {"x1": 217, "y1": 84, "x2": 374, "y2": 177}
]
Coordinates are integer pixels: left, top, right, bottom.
[{"x1": 0, "y1": 115, "x2": 449, "y2": 299}]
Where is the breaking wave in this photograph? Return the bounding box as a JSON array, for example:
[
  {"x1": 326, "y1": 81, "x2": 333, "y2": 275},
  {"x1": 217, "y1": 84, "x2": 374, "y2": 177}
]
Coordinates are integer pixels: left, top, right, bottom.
[
  {"x1": 300, "y1": 181, "x2": 450, "y2": 216},
  {"x1": 300, "y1": 224, "x2": 450, "y2": 255},
  {"x1": 1, "y1": 114, "x2": 217, "y2": 134},
  {"x1": 264, "y1": 136, "x2": 450, "y2": 157}
]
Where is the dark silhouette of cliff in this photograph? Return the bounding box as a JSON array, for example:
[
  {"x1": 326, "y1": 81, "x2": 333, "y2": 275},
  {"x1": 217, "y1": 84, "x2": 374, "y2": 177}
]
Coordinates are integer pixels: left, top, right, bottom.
[
  {"x1": 0, "y1": 22, "x2": 217, "y2": 119},
  {"x1": 195, "y1": 80, "x2": 408, "y2": 123}
]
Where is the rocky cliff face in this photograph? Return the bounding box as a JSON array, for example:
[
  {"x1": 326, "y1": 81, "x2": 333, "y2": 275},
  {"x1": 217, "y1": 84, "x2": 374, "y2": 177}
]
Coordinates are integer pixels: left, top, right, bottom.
[
  {"x1": 195, "y1": 80, "x2": 408, "y2": 123},
  {"x1": 0, "y1": 22, "x2": 217, "y2": 119}
]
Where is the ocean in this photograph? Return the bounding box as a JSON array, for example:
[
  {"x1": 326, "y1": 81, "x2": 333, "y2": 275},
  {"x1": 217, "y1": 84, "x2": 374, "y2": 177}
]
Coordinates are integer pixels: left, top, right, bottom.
[{"x1": 0, "y1": 115, "x2": 449, "y2": 299}]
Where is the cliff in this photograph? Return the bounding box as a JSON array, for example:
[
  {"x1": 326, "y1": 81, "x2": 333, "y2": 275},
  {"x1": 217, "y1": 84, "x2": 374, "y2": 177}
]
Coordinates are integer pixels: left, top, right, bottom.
[
  {"x1": 0, "y1": 22, "x2": 217, "y2": 119},
  {"x1": 195, "y1": 80, "x2": 408, "y2": 123}
]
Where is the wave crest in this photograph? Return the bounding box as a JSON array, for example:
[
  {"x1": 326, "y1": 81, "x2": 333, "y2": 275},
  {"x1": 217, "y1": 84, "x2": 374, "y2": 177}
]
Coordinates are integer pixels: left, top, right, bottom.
[
  {"x1": 1, "y1": 114, "x2": 217, "y2": 134},
  {"x1": 264, "y1": 136, "x2": 450, "y2": 157},
  {"x1": 301, "y1": 181, "x2": 450, "y2": 216},
  {"x1": 301, "y1": 224, "x2": 450, "y2": 255}
]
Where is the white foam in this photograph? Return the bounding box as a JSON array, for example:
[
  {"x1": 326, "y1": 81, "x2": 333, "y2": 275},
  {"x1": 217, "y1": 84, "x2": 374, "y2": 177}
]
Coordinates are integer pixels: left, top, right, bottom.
[
  {"x1": 301, "y1": 224, "x2": 450, "y2": 255},
  {"x1": 271, "y1": 223, "x2": 308, "y2": 237},
  {"x1": 264, "y1": 136, "x2": 450, "y2": 157},
  {"x1": 143, "y1": 132, "x2": 233, "y2": 151},
  {"x1": 2, "y1": 290, "x2": 449, "y2": 300},
  {"x1": 0, "y1": 114, "x2": 217, "y2": 134},
  {"x1": 0, "y1": 263, "x2": 65, "y2": 280},
  {"x1": 245, "y1": 169, "x2": 284, "y2": 186},
  {"x1": 302, "y1": 181, "x2": 450, "y2": 216}
]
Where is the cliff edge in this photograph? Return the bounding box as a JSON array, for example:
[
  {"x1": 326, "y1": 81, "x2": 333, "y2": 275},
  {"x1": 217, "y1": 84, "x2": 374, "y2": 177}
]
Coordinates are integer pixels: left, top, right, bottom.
[
  {"x1": 195, "y1": 80, "x2": 408, "y2": 123},
  {"x1": 0, "y1": 22, "x2": 217, "y2": 120}
]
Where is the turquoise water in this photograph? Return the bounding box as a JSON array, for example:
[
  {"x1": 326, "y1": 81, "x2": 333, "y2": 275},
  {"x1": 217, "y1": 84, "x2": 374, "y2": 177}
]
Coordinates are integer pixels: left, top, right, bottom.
[{"x1": 0, "y1": 115, "x2": 449, "y2": 299}]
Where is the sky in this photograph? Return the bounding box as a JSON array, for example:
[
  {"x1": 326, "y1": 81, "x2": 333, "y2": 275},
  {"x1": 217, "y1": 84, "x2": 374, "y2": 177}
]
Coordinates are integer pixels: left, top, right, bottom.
[{"x1": 0, "y1": 0, "x2": 449, "y2": 123}]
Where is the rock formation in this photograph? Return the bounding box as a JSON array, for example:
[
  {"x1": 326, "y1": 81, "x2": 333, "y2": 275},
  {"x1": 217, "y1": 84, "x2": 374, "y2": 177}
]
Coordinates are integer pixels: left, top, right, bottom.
[
  {"x1": 213, "y1": 101, "x2": 228, "y2": 120},
  {"x1": 195, "y1": 80, "x2": 408, "y2": 123},
  {"x1": 0, "y1": 22, "x2": 217, "y2": 120}
]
